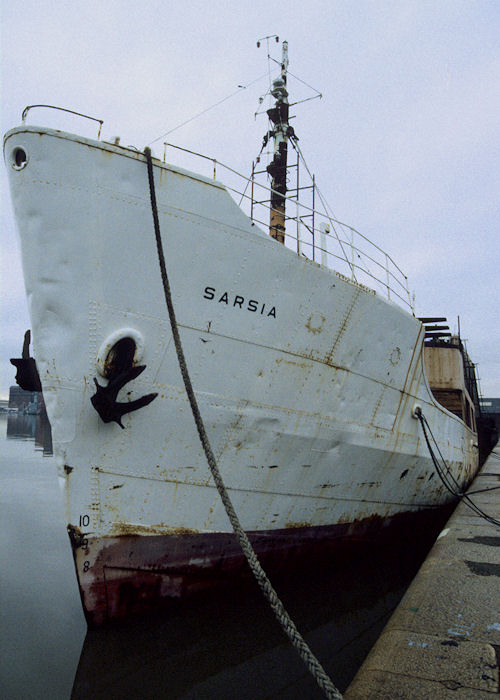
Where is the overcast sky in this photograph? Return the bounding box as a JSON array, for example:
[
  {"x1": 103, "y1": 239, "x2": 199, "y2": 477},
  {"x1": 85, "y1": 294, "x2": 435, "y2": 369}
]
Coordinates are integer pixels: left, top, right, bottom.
[{"x1": 1, "y1": 0, "x2": 499, "y2": 401}]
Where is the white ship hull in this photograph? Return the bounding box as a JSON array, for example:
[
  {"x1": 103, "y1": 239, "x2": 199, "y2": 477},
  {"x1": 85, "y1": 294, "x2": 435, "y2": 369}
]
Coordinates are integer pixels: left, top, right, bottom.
[{"x1": 4, "y1": 126, "x2": 478, "y2": 625}]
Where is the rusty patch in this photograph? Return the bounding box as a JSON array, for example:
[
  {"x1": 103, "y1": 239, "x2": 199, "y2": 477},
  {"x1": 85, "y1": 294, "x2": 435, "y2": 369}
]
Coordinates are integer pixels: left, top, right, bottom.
[
  {"x1": 275, "y1": 357, "x2": 312, "y2": 370},
  {"x1": 305, "y1": 312, "x2": 326, "y2": 335},
  {"x1": 67, "y1": 524, "x2": 87, "y2": 549},
  {"x1": 390, "y1": 347, "x2": 402, "y2": 365},
  {"x1": 324, "y1": 288, "x2": 362, "y2": 366},
  {"x1": 72, "y1": 505, "x2": 454, "y2": 627},
  {"x1": 109, "y1": 522, "x2": 200, "y2": 537}
]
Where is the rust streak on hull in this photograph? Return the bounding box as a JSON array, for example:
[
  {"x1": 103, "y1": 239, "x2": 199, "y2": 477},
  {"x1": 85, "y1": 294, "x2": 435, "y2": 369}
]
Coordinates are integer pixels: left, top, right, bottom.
[{"x1": 71, "y1": 506, "x2": 453, "y2": 627}]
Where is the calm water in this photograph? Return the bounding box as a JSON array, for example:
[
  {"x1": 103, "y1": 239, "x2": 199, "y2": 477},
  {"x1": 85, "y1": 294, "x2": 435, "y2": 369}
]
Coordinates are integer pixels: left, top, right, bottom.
[
  {"x1": 0, "y1": 413, "x2": 85, "y2": 700},
  {"x1": 1, "y1": 412, "x2": 449, "y2": 699}
]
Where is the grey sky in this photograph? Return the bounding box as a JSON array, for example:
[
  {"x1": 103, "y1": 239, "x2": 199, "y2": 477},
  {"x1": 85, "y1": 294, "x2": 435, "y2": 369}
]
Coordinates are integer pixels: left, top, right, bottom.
[{"x1": 1, "y1": 0, "x2": 499, "y2": 399}]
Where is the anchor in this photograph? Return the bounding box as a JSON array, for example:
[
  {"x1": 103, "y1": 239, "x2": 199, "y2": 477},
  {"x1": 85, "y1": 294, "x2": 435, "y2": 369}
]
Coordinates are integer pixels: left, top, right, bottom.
[
  {"x1": 91, "y1": 364, "x2": 157, "y2": 428},
  {"x1": 10, "y1": 330, "x2": 42, "y2": 392}
]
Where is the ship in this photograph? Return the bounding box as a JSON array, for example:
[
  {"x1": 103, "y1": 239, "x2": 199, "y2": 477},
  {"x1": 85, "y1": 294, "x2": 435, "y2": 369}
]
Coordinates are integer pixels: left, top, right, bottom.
[{"x1": 4, "y1": 41, "x2": 480, "y2": 626}]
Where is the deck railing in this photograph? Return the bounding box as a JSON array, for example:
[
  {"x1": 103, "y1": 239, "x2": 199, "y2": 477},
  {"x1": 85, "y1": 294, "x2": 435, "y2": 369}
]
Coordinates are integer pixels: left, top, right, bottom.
[
  {"x1": 21, "y1": 105, "x2": 103, "y2": 139},
  {"x1": 163, "y1": 142, "x2": 414, "y2": 313},
  {"x1": 16, "y1": 105, "x2": 412, "y2": 312}
]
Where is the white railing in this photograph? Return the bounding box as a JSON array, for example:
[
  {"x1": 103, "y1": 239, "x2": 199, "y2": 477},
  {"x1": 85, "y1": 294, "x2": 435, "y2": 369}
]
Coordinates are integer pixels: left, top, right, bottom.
[
  {"x1": 21, "y1": 105, "x2": 103, "y2": 139},
  {"x1": 163, "y1": 142, "x2": 414, "y2": 313}
]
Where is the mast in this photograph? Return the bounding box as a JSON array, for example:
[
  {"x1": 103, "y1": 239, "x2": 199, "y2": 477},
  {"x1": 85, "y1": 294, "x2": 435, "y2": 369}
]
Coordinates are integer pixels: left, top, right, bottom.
[{"x1": 267, "y1": 41, "x2": 289, "y2": 244}]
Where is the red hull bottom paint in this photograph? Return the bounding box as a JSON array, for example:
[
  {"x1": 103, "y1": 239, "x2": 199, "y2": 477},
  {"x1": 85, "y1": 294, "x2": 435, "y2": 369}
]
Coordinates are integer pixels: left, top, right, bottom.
[{"x1": 71, "y1": 506, "x2": 454, "y2": 627}]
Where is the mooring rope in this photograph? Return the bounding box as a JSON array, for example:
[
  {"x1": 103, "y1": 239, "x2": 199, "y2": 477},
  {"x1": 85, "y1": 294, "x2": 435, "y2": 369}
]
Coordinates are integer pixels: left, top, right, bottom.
[
  {"x1": 415, "y1": 407, "x2": 500, "y2": 528},
  {"x1": 144, "y1": 147, "x2": 342, "y2": 700}
]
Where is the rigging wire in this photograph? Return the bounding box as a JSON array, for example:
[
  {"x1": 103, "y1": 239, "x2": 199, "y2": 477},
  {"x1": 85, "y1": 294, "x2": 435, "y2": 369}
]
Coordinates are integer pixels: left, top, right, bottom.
[
  {"x1": 147, "y1": 71, "x2": 269, "y2": 145},
  {"x1": 289, "y1": 94, "x2": 323, "y2": 108},
  {"x1": 257, "y1": 39, "x2": 322, "y2": 116},
  {"x1": 267, "y1": 55, "x2": 323, "y2": 98},
  {"x1": 289, "y1": 138, "x2": 357, "y2": 279}
]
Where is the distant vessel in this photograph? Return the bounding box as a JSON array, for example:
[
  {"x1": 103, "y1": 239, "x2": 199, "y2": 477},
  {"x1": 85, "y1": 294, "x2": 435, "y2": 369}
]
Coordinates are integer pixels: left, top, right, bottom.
[
  {"x1": 22, "y1": 401, "x2": 40, "y2": 415},
  {"x1": 4, "y1": 41, "x2": 480, "y2": 626}
]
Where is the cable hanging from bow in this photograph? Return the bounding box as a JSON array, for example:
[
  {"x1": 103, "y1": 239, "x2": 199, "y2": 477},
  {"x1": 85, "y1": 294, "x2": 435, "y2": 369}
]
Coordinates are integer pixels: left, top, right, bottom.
[{"x1": 414, "y1": 407, "x2": 500, "y2": 528}]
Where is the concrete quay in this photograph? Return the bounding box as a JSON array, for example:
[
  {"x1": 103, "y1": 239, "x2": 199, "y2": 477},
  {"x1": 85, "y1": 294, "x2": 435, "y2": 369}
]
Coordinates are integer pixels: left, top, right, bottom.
[{"x1": 345, "y1": 445, "x2": 500, "y2": 698}]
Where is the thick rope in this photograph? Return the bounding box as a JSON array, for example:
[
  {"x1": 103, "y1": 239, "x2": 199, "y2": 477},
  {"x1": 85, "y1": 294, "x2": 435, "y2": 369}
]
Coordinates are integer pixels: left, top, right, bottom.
[
  {"x1": 144, "y1": 147, "x2": 342, "y2": 700},
  {"x1": 415, "y1": 408, "x2": 500, "y2": 528}
]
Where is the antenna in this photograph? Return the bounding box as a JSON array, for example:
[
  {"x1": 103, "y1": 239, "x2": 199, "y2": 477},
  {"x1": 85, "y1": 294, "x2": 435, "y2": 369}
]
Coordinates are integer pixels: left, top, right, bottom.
[{"x1": 256, "y1": 34, "x2": 279, "y2": 48}]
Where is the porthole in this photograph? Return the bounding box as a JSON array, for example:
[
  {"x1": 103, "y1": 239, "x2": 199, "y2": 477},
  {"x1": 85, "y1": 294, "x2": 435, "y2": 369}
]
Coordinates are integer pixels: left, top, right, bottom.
[{"x1": 12, "y1": 146, "x2": 28, "y2": 170}]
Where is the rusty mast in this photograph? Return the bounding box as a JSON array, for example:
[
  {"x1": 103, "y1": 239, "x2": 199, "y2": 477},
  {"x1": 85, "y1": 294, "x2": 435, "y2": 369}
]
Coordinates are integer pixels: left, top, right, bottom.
[{"x1": 267, "y1": 40, "x2": 289, "y2": 244}]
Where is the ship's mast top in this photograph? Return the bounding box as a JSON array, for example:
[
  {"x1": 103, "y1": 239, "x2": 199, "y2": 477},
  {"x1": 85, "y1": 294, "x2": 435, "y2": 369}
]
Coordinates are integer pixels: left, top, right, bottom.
[
  {"x1": 280, "y1": 40, "x2": 289, "y2": 83},
  {"x1": 266, "y1": 39, "x2": 290, "y2": 244}
]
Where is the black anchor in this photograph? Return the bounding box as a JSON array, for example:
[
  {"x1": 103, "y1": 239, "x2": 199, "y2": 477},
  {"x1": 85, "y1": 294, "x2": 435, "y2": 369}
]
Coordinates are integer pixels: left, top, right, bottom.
[
  {"x1": 91, "y1": 364, "x2": 158, "y2": 428},
  {"x1": 10, "y1": 330, "x2": 42, "y2": 392}
]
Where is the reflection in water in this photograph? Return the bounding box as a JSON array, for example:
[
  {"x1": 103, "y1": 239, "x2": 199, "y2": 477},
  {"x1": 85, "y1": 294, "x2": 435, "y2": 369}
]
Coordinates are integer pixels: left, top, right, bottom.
[
  {"x1": 72, "y1": 512, "x2": 450, "y2": 699},
  {"x1": 1, "y1": 411, "x2": 452, "y2": 698},
  {"x1": 7, "y1": 410, "x2": 53, "y2": 454},
  {"x1": 1, "y1": 415, "x2": 84, "y2": 700}
]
